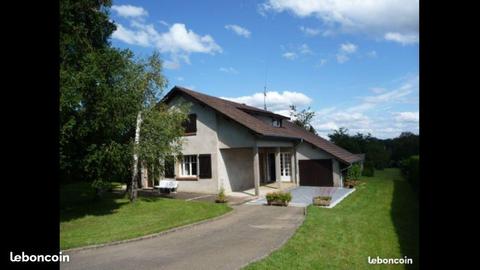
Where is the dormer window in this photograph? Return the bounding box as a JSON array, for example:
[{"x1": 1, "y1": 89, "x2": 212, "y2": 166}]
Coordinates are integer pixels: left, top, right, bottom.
[{"x1": 272, "y1": 118, "x2": 282, "y2": 127}]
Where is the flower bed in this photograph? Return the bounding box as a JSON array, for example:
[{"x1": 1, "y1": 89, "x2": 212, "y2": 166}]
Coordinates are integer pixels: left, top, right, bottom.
[{"x1": 312, "y1": 196, "x2": 332, "y2": 206}]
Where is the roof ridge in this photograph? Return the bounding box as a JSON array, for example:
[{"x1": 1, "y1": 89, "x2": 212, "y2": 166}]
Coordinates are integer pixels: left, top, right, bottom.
[{"x1": 175, "y1": 85, "x2": 288, "y2": 118}]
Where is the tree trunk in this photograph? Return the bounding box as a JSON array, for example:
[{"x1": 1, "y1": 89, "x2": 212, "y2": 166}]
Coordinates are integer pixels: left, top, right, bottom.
[{"x1": 129, "y1": 111, "x2": 142, "y2": 201}]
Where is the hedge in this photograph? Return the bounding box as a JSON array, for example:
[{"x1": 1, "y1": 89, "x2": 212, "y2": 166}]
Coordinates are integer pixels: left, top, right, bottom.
[
  {"x1": 362, "y1": 161, "x2": 375, "y2": 177},
  {"x1": 400, "y1": 155, "x2": 419, "y2": 192}
]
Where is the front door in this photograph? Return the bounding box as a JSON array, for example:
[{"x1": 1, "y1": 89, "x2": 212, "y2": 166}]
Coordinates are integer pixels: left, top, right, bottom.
[{"x1": 280, "y1": 152, "x2": 292, "y2": 182}]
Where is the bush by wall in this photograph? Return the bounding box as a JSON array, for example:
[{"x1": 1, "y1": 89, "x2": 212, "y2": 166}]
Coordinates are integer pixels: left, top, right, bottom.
[{"x1": 347, "y1": 163, "x2": 362, "y2": 180}]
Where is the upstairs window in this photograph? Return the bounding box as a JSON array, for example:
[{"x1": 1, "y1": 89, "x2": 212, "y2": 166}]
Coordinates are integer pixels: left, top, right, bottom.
[
  {"x1": 182, "y1": 114, "x2": 197, "y2": 134},
  {"x1": 272, "y1": 118, "x2": 282, "y2": 127}
]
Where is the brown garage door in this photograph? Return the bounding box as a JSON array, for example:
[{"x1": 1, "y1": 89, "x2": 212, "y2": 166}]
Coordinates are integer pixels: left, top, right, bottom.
[{"x1": 299, "y1": 159, "x2": 333, "y2": 186}]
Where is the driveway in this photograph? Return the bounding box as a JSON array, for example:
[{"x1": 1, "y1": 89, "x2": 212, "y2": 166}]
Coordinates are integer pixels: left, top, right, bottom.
[
  {"x1": 61, "y1": 205, "x2": 304, "y2": 270},
  {"x1": 247, "y1": 186, "x2": 355, "y2": 207}
]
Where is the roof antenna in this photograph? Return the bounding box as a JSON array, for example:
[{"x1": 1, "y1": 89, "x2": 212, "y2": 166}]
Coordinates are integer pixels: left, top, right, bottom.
[
  {"x1": 263, "y1": 85, "x2": 267, "y2": 111},
  {"x1": 263, "y1": 60, "x2": 268, "y2": 111}
]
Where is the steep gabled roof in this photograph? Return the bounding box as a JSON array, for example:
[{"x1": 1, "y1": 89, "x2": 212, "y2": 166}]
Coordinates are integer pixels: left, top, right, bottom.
[{"x1": 162, "y1": 86, "x2": 362, "y2": 164}]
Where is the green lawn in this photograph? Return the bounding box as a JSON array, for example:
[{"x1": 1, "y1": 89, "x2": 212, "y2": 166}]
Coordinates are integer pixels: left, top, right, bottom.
[
  {"x1": 60, "y1": 182, "x2": 231, "y2": 250},
  {"x1": 245, "y1": 168, "x2": 419, "y2": 270}
]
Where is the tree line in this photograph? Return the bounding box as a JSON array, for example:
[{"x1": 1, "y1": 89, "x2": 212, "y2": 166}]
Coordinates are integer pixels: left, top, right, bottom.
[{"x1": 328, "y1": 127, "x2": 419, "y2": 169}]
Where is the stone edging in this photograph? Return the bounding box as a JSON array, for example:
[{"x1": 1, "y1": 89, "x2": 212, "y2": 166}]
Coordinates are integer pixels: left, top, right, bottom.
[
  {"x1": 63, "y1": 208, "x2": 236, "y2": 254},
  {"x1": 239, "y1": 206, "x2": 308, "y2": 269}
]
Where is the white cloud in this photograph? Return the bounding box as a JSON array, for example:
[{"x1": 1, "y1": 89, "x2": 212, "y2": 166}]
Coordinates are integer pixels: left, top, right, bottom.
[
  {"x1": 221, "y1": 91, "x2": 313, "y2": 113},
  {"x1": 112, "y1": 18, "x2": 222, "y2": 69},
  {"x1": 394, "y1": 111, "x2": 419, "y2": 122},
  {"x1": 384, "y1": 32, "x2": 419, "y2": 45},
  {"x1": 336, "y1": 42, "x2": 357, "y2": 63},
  {"x1": 111, "y1": 5, "x2": 148, "y2": 18},
  {"x1": 360, "y1": 82, "x2": 415, "y2": 106},
  {"x1": 282, "y1": 52, "x2": 298, "y2": 60},
  {"x1": 299, "y1": 43, "x2": 312, "y2": 54},
  {"x1": 158, "y1": 20, "x2": 170, "y2": 27},
  {"x1": 316, "y1": 59, "x2": 328, "y2": 67},
  {"x1": 225, "y1": 24, "x2": 251, "y2": 38},
  {"x1": 219, "y1": 67, "x2": 239, "y2": 74},
  {"x1": 176, "y1": 77, "x2": 184, "y2": 81},
  {"x1": 155, "y1": 23, "x2": 222, "y2": 54},
  {"x1": 281, "y1": 44, "x2": 312, "y2": 60},
  {"x1": 112, "y1": 23, "x2": 150, "y2": 46},
  {"x1": 313, "y1": 75, "x2": 419, "y2": 139},
  {"x1": 260, "y1": 0, "x2": 419, "y2": 44},
  {"x1": 340, "y1": 42, "x2": 357, "y2": 53},
  {"x1": 299, "y1": 26, "x2": 320, "y2": 36}
]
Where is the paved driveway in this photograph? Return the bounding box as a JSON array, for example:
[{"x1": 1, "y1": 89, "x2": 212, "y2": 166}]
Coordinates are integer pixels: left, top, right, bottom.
[
  {"x1": 247, "y1": 186, "x2": 355, "y2": 207},
  {"x1": 61, "y1": 205, "x2": 304, "y2": 270}
]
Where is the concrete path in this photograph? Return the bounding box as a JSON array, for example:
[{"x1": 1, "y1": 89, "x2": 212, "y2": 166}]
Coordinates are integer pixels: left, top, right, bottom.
[
  {"x1": 247, "y1": 186, "x2": 355, "y2": 207},
  {"x1": 61, "y1": 205, "x2": 304, "y2": 270}
]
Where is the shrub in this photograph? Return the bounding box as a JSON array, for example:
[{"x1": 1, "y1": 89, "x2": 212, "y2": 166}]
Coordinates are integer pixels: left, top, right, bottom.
[
  {"x1": 266, "y1": 191, "x2": 292, "y2": 206},
  {"x1": 362, "y1": 162, "x2": 375, "y2": 177},
  {"x1": 215, "y1": 186, "x2": 227, "y2": 203},
  {"x1": 400, "y1": 155, "x2": 419, "y2": 192},
  {"x1": 347, "y1": 163, "x2": 362, "y2": 180},
  {"x1": 313, "y1": 196, "x2": 332, "y2": 206},
  {"x1": 279, "y1": 192, "x2": 292, "y2": 203}
]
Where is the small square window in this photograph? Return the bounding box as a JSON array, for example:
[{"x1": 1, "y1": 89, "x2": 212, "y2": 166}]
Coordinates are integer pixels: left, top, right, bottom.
[{"x1": 272, "y1": 119, "x2": 281, "y2": 127}]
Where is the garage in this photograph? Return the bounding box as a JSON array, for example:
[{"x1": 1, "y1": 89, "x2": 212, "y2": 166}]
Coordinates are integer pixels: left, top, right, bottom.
[{"x1": 299, "y1": 159, "x2": 333, "y2": 186}]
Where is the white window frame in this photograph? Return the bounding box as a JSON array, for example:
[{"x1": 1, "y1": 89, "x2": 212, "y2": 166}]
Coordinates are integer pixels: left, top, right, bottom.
[
  {"x1": 180, "y1": 155, "x2": 198, "y2": 177},
  {"x1": 280, "y1": 152, "x2": 292, "y2": 181},
  {"x1": 272, "y1": 119, "x2": 281, "y2": 127}
]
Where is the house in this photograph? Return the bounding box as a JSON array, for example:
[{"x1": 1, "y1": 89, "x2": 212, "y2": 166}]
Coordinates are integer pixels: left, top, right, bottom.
[{"x1": 140, "y1": 86, "x2": 362, "y2": 196}]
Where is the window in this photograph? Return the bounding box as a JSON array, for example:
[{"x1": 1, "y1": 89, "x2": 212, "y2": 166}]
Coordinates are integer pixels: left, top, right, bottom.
[
  {"x1": 182, "y1": 114, "x2": 197, "y2": 134},
  {"x1": 280, "y1": 153, "x2": 291, "y2": 176},
  {"x1": 180, "y1": 155, "x2": 198, "y2": 176},
  {"x1": 272, "y1": 118, "x2": 282, "y2": 127}
]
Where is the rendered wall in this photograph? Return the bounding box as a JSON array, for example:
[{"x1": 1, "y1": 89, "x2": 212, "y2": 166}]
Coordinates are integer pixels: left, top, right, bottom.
[
  {"x1": 217, "y1": 115, "x2": 255, "y2": 148},
  {"x1": 165, "y1": 95, "x2": 219, "y2": 193},
  {"x1": 218, "y1": 148, "x2": 255, "y2": 193}
]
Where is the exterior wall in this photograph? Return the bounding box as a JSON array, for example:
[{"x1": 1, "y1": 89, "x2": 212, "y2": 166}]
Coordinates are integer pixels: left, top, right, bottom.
[
  {"x1": 218, "y1": 148, "x2": 254, "y2": 193},
  {"x1": 217, "y1": 115, "x2": 255, "y2": 148},
  {"x1": 165, "y1": 95, "x2": 220, "y2": 193},
  {"x1": 296, "y1": 142, "x2": 335, "y2": 160},
  {"x1": 332, "y1": 159, "x2": 342, "y2": 187},
  {"x1": 296, "y1": 141, "x2": 343, "y2": 187}
]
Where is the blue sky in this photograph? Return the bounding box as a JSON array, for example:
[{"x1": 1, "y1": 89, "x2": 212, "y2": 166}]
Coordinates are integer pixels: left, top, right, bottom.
[{"x1": 109, "y1": 0, "x2": 419, "y2": 139}]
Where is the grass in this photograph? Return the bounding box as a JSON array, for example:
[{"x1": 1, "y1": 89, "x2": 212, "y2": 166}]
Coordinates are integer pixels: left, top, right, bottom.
[
  {"x1": 60, "y1": 182, "x2": 231, "y2": 250},
  {"x1": 245, "y1": 168, "x2": 419, "y2": 270}
]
